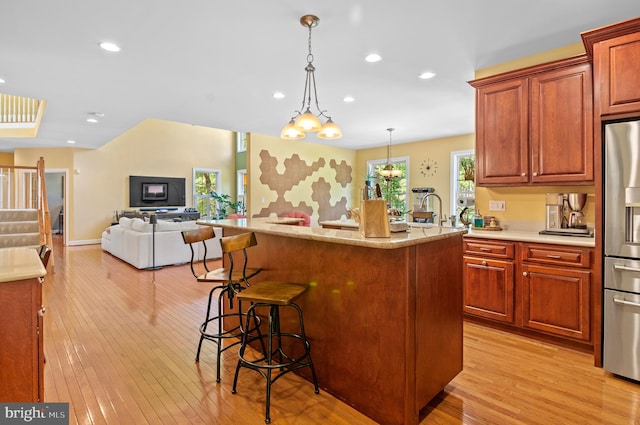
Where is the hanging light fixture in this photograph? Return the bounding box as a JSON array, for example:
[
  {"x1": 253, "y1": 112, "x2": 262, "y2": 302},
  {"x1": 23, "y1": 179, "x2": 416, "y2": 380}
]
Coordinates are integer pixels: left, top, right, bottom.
[
  {"x1": 280, "y1": 15, "x2": 342, "y2": 140},
  {"x1": 379, "y1": 128, "x2": 402, "y2": 180}
]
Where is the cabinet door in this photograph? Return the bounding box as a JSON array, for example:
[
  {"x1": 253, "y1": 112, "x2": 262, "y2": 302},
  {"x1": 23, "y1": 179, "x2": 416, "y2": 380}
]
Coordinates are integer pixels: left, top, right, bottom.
[
  {"x1": 521, "y1": 264, "x2": 591, "y2": 341},
  {"x1": 0, "y1": 278, "x2": 42, "y2": 402},
  {"x1": 463, "y1": 256, "x2": 515, "y2": 323},
  {"x1": 597, "y1": 32, "x2": 640, "y2": 116},
  {"x1": 475, "y1": 78, "x2": 529, "y2": 185},
  {"x1": 530, "y1": 63, "x2": 593, "y2": 183}
]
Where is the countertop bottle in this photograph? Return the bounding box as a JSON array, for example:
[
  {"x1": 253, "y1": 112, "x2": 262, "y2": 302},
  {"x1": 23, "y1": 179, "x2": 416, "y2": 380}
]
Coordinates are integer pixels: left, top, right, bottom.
[{"x1": 474, "y1": 209, "x2": 484, "y2": 228}]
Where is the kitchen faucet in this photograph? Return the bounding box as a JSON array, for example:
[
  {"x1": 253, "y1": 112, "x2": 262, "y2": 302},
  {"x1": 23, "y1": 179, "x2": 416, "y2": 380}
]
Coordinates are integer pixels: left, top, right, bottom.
[{"x1": 420, "y1": 193, "x2": 446, "y2": 226}]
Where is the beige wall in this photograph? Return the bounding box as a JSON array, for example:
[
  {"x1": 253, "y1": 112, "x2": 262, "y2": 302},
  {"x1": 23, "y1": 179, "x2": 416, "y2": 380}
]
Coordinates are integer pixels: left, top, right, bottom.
[
  {"x1": 248, "y1": 133, "x2": 357, "y2": 224},
  {"x1": 15, "y1": 119, "x2": 235, "y2": 243},
  {"x1": 0, "y1": 152, "x2": 14, "y2": 165}
]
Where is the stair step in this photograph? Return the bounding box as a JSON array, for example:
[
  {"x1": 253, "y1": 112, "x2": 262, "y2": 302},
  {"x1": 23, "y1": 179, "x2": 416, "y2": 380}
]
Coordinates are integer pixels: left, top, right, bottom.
[
  {"x1": 0, "y1": 221, "x2": 40, "y2": 234},
  {"x1": 0, "y1": 233, "x2": 40, "y2": 249},
  {"x1": 0, "y1": 209, "x2": 38, "y2": 222}
]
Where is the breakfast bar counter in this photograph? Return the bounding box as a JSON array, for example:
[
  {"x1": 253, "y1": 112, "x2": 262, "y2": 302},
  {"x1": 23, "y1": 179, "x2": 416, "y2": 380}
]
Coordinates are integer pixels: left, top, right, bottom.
[{"x1": 198, "y1": 218, "x2": 465, "y2": 425}]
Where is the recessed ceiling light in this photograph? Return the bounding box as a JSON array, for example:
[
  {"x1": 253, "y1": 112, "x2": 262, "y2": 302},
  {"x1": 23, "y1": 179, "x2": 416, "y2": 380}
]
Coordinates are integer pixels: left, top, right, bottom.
[
  {"x1": 86, "y1": 112, "x2": 103, "y2": 123},
  {"x1": 67, "y1": 140, "x2": 76, "y2": 144},
  {"x1": 272, "y1": 91, "x2": 285, "y2": 99},
  {"x1": 419, "y1": 71, "x2": 436, "y2": 80},
  {"x1": 343, "y1": 96, "x2": 355, "y2": 103},
  {"x1": 99, "y1": 42, "x2": 121, "y2": 52},
  {"x1": 0, "y1": 78, "x2": 5, "y2": 84},
  {"x1": 365, "y1": 53, "x2": 382, "y2": 63}
]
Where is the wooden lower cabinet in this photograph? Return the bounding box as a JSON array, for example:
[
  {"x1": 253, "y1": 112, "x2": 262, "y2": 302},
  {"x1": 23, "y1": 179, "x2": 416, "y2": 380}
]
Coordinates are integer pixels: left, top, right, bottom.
[
  {"x1": 463, "y1": 238, "x2": 593, "y2": 346},
  {"x1": 521, "y1": 263, "x2": 591, "y2": 341},
  {"x1": 0, "y1": 276, "x2": 44, "y2": 402},
  {"x1": 463, "y1": 256, "x2": 515, "y2": 323}
]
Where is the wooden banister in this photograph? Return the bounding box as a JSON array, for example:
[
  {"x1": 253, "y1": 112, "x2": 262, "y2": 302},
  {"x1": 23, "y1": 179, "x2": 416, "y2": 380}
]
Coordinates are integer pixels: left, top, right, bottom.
[{"x1": 0, "y1": 157, "x2": 53, "y2": 270}]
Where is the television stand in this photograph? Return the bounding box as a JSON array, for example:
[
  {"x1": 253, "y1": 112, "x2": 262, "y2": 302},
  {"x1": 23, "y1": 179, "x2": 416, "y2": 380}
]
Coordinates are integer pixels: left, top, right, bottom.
[{"x1": 119, "y1": 210, "x2": 200, "y2": 221}]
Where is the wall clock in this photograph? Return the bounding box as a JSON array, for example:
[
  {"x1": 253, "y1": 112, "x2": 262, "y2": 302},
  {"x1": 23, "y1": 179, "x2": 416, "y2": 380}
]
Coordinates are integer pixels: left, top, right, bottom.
[{"x1": 420, "y1": 159, "x2": 438, "y2": 177}]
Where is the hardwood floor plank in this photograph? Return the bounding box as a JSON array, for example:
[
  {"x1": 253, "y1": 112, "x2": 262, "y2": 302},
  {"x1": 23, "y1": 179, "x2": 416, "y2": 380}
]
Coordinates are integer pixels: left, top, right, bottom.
[{"x1": 41, "y1": 237, "x2": 640, "y2": 424}]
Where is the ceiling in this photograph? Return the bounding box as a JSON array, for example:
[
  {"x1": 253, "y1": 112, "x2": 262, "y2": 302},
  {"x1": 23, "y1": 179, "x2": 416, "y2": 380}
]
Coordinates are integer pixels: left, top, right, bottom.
[{"x1": 1, "y1": 1, "x2": 639, "y2": 153}]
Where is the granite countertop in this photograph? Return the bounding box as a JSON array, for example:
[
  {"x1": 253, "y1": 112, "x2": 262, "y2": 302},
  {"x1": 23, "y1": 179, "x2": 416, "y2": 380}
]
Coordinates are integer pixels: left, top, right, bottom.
[
  {"x1": 0, "y1": 247, "x2": 47, "y2": 283},
  {"x1": 463, "y1": 226, "x2": 595, "y2": 248},
  {"x1": 197, "y1": 217, "x2": 467, "y2": 249}
]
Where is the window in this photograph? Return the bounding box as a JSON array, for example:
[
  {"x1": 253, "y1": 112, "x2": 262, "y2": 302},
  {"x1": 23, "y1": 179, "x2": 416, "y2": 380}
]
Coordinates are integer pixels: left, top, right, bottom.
[
  {"x1": 450, "y1": 150, "x2": 475, "y2": 225},
  {"x1": 236, "y1": 169, "x2": 247, "y2": 215},
  {"x1": 366, "y1": 157, "x2": 410, "y2": 213},
  {"x1": 193, "y1": 168, "x2": 220, "y2": 218},
  {"x1": 236, "y1": 132, "x2": 247, "y2": 152}
]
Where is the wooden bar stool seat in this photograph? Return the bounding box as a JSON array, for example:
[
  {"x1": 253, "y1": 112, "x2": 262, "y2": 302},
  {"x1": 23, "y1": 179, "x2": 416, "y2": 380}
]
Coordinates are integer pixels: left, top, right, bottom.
[
  {"x1": 181, "y1": 228, "x2": 263, "y2": 382},
  {"x1": 231, "y1": 281, "x2": 319, "y2": 424}
]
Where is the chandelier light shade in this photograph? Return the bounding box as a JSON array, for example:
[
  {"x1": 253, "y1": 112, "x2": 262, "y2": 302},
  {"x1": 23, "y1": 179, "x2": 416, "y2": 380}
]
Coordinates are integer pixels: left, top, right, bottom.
[
  {"x1": 280, "y1": 119, "x2": 305, "y2": 139},
  {"x1": 379, "y1": 128, "x2": 402, "y2": 179},
  {"x1": 281, "y1": 15, "x2": 342, "y2": 140}
]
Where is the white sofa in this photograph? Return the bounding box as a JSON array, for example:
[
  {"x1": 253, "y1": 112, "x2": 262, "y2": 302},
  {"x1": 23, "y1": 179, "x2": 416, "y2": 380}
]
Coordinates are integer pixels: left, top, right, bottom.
[{"x1": 101, "y1": 217, "x2": 222, "y2": 269}]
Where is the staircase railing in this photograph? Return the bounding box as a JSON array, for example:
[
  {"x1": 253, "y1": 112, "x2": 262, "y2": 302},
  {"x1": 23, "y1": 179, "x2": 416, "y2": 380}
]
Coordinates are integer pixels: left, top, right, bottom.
[{"x1": 0, "y1": 157, "x2": 53, "y2": 267}]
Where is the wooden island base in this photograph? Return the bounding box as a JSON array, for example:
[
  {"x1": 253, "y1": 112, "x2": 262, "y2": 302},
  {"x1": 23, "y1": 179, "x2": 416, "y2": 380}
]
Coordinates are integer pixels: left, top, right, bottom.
[{"x1": 213, "y1": 221, "x2": 464, "y2": 425}]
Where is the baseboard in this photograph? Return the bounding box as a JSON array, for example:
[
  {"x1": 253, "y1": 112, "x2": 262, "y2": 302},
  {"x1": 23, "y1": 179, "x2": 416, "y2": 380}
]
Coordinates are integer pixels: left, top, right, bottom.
[{"x1": 67, "y1": 239, "x2": 101, "y2": 246}]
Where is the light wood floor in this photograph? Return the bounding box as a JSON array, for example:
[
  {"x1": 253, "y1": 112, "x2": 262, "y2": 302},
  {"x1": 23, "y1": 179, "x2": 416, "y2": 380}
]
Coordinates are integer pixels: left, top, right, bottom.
[{"x1": 42, "y1": 237, "x2": 640, "y2": 424}]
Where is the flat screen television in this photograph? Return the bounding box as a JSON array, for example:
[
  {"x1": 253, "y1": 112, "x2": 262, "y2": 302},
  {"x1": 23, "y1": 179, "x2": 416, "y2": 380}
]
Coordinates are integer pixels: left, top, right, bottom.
[
  {"x1": 129, "y1": 175, "x2": 186, "y2": 207},
  {"x1": 141, "y1": 183, "x2": 168, "y2": 201}
]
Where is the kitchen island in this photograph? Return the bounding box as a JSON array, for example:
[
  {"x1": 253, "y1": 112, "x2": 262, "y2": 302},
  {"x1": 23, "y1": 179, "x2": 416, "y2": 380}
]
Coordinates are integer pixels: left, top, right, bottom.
[{"x1": 197, "y1": 218, "x2": 466, "y2": 425}]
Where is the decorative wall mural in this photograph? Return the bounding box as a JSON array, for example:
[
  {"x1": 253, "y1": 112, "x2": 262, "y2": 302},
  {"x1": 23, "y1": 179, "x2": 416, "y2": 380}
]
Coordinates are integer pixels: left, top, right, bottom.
[
  {"x1": 311, "y1": 177, "x2": 349, "y2": 222},
  {"x1": 253, "y1": 149, "x2": 352, "y2": 223},
  {"x1": 330, "y1": 159, "x2": 352, "y2": 188}
]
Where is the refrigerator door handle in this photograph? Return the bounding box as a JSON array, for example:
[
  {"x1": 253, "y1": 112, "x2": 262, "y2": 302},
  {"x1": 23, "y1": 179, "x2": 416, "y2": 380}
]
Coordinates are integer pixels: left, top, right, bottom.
[
  {"x1": 613, "y1": 264, "x2": 640, "y2": 273},
  {"x1": 613, "y1": 297, "x2": 640, "y2": 308}
]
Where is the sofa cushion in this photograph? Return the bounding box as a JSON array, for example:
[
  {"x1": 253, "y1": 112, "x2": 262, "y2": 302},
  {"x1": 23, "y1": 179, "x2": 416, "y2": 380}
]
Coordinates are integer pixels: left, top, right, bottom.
[
  {"x1": 119, "y1": 217, "x2": 134, "y2": 229},
  {"x1": 131, "y1": 218, "x2": 153, "y2": 233}
]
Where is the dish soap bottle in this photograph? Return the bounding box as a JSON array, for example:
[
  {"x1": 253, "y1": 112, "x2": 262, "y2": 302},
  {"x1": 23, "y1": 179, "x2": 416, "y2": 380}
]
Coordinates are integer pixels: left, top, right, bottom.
[{"x1": 474, "y1": 209, "x2": 484, "y2": 228}]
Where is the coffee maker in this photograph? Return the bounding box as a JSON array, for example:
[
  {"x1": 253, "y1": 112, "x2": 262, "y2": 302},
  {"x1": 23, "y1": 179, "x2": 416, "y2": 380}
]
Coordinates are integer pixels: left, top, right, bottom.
[
  {"x1": 545, "y1": 193, "x2": 564, "y2": 230},
  {"x1": 567, "y1": 193, "x2": 588, "y2": 229},
  {"x1": 542, "y1": 192, "x2": 591, "y2": 236}
]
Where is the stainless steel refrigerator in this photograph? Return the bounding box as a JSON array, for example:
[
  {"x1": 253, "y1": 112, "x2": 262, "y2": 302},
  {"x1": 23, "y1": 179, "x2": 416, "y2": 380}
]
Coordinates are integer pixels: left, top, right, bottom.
[{"x1": 604, "y1": 119, "x2": 640, "y2": 382}]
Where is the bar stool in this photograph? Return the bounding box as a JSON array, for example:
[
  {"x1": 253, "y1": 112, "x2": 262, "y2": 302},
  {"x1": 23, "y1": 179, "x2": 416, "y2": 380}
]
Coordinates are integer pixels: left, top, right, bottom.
[
  {"x1": 231, "y1": 281, "x2": 319, "y2": 424},
  {"x1": 181, "y1": 228, "x2": 262, "y2": 382}
]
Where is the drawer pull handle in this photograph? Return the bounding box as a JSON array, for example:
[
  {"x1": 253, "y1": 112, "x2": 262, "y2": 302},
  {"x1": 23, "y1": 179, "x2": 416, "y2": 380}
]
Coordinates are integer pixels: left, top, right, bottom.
[
  {"x1": 481, "y1": 260, "x2": 487, "y2": 266},
  {"x1": 613, "y1": 298, "x2": 640, "y2": 308},
  {"x1": 479, "y1": 247, "x2": 492, "y2": 251},
  {"x1": 546, "y1": 255, "x2": 562, "y2": 259},
  {"x1": 522, "y1": 271, "x2": 528, "y2": 277},
  {"x1": 613, "y1": 264, "x2": 640, "y2": 273}
]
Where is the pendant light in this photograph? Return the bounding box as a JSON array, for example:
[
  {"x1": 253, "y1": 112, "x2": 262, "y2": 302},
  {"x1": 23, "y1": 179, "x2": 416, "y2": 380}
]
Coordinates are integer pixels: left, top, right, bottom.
[
  {"x1": 379, "y1": 128, "x2": 402, "y2": 180},
  {"x1": 280, "y1": 15, "x2": 342, "y2": 140}
]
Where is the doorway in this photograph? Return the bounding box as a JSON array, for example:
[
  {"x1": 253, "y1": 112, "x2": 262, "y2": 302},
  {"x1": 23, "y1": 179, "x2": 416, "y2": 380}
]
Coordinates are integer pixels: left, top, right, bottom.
[{"x1": 45, "y1": 169, "x2": 68, "y2": 246}]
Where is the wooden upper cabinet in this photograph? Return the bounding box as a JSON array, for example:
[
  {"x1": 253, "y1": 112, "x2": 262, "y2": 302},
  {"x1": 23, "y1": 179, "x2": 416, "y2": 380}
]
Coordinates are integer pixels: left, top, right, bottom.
[
  {"x1": 470, "y1": 56, "x2": 594, "y2": 186},
  {"x1": 582, "y1": 17, "x2": 640, "y2": 117},
  {"x1": 596, "y1": 32, "x2": 640, "y2": 116},
  {"x1": 474, "y1": 78, "x2": 529, "y2": 185},
  {"x1": 530, "y1": 63, "x2": 593, "y2": 184}
]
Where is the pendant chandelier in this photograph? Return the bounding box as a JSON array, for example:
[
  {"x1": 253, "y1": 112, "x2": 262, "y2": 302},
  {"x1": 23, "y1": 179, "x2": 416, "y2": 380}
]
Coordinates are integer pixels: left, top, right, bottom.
[
  {"x1": 379, "y1": 128, "x2": 402, "y2": 180},
  {"x1": 281, "y1": 15, "x2": 342, "y2": 140}
]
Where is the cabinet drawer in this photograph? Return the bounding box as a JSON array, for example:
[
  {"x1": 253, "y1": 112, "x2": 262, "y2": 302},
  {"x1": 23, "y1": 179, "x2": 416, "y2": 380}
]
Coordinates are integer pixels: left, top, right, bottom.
[
  {"x1": 521, "y1": 243, "x2": 592, "y2": 268},
  {"x1": 464, "y1": 239, "x2": 515, "y2": 259}
]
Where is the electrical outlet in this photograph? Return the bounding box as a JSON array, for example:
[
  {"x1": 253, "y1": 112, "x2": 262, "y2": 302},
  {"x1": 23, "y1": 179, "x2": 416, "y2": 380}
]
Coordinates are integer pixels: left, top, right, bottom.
[{"x1": 489, "y1": 200, "x2": 506, "y2": 211}]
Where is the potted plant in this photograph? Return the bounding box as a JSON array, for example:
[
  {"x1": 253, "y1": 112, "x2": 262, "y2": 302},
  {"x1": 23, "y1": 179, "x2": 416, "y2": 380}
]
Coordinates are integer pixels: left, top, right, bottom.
[
  {"x1": 460, "y1": 157, "x2": 475, "y2": 181},
  {"x1": 210, "y1": 191, "x2": 242, "y2": 219}
]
